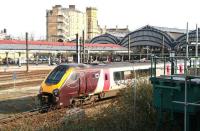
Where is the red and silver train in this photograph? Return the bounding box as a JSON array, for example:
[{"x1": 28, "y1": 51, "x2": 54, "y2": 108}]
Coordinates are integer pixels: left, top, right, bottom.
[{"x1": 38, "y1": 63, "x2": 151, "y2": 108}]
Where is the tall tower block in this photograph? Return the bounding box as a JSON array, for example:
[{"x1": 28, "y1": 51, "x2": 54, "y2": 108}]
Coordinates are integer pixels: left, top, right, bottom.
[{"x1": 86, "y1": 7, "x2": 99, "y2": 40}]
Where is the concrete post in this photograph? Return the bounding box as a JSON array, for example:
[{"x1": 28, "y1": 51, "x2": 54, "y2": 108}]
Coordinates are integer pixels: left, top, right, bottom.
[
  {"x1": 195, "y1": 24, "x2": 198, "y2": 76},
  {"x1": 87, "y1": 50, "x2": 90, "y2": 63},
  {"x1": 76, "y1": 34, "x2": 80, "y2": 64},
  {"x1": 48, "y1": 53, "x2": 51, "y2": 66},
  {"x1": 18, "y1": 52, "x2": 21, "y2": 67},
  {"x1": 128, "y1": 35, "x2": 131, "y2": 62},
  {"x1": 5, "y1": 52, "x2": 8, "y2": 66},
  {"x1": 82, "y1": 30, "x2": 85, "y2": 63},
  {"x1": 90, "y1": 56, "x2": 93, "y2": 63},
  {"x1": 36, "y1": 53, "x2": 38, "y2": 65},
  {"x1": 25, "y1": 32, "x2": 29, "y2": 72},
  {"x1": 196, "y1": 24, "x2": 198, "y2": 57},
  {"x1": 59, "y1": 53, "x2": 62, "y2": 64},
  {"x1": 186, "y1": 22, "x2": 189, "y2": 58}
]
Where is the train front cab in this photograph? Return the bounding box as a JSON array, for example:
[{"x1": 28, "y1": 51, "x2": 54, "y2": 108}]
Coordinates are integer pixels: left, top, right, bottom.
[
  {"x1": 38, "y1": 64, "x2": 74, "y2": 108},
  {"x1": 38, "y1": 65, "x2": 100, "y2": 108}
]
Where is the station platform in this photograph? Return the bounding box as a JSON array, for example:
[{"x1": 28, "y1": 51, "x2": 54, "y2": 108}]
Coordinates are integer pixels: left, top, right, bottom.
[{"x1": 0, "y1": 64, "x2": 56, "y2": 72}]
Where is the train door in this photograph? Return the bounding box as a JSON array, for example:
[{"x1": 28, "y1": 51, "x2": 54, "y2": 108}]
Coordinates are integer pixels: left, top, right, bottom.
[
  {"x1": 77, "y1": 71, "x2": 86, "y2": 95},
  {"x1": 65, "y1": 71, "x2": 80, "y2": 97},
  {"x1": 103, "y1": 69, "x2": 110, "y2": 91},
  {"x1": 85, "y1": 71, "x2": 100, "y2": 93},
  {"x1": 59, "y1": 71, "x2": 80, "y2": 106}
]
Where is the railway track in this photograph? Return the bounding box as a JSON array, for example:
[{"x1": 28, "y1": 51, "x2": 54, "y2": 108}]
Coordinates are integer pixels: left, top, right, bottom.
[
  {"x1": 0, "y1": 70, "x2": 50, "y2": 79},
  {"x1": 0, "y1": 106, "x2": 49, "y2": 125},
  {"x1": 0, "y1": 97, "x2": 115, "y2": 128},
  {"x1": 0, "y1": 70, "x2": 50, "y2": 89}
]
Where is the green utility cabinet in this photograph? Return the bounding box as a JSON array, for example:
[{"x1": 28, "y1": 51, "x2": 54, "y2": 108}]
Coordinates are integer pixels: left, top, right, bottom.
[
  {"x1": 150, "y1": 76, "x2": 200, "y2": 113},
  {"x1": 150, "y1": 75, "x2": 200, "y2": 131}
]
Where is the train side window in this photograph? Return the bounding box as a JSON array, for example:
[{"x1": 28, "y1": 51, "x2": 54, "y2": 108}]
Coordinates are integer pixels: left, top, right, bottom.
[
  {"x1": 114, "y1": 72, "x2": 120, "y2": 81},
  {"x1": 114, "y1": 71, "x2": 124, "y2": 81},
  {"x1": 124, "y1": 70, "x2": 131, "y2": 79},
  {"x1": 121, "y1": 71, "x2": 124, "y2": 80}
]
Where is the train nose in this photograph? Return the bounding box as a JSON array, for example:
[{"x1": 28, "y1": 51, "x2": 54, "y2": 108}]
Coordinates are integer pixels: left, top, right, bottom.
[
  {"x1": 52, "y1": 89, "x2": 59, "y2": 96},
  {"x1": 38, "y1": 92, "x2": 58, "y2": 106}
]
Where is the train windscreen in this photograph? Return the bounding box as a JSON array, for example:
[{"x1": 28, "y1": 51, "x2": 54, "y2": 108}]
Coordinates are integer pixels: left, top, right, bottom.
[{"x1": 45, "y1": 65, "x2": 69, "y2": 85}]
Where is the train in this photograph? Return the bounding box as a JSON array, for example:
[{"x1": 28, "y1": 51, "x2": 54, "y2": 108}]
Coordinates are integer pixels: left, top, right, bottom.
[{"x1": 37, "y1": 63, "x2": 151, "y2": 108}]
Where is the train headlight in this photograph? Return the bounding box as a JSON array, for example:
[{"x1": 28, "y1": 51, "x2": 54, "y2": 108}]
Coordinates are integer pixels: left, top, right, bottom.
[
  {"x1": 53, "y1": 89, "x2": 59, "y2": 96},
  {"x1": 39, "y1": 86, "x2": 43, "y2": 94}
]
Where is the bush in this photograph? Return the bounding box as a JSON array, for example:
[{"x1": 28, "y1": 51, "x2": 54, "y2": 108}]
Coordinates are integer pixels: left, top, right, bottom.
[{"x1": 60, "y1": 79, "x2": 157, "y2": 131}]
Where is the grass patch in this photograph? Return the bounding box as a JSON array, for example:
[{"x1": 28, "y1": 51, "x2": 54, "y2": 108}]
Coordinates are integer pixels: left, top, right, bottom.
[{"x1": 59, "y1": 79, "x2": 157, "y2": 131}]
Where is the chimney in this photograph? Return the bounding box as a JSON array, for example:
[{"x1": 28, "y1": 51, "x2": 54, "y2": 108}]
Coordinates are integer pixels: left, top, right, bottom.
[
  {"x1": 69, "y1": 5, "x2": 75, "y2": 10},
  {"x1": 3, "y1": 29, "x2": 6, "y2": 34},
  {"x1": 103, "y1": 25, "x2": 107, "y2": 34},
  {"x1": 54, "y1": 5, "x2": 62, "y2": 9},
  {"x1": 116, "y1": 25, "x2": 118, "y2": 31},
  {"x1": 126, "y1": 25, "x2": 129, "y2": 29}
]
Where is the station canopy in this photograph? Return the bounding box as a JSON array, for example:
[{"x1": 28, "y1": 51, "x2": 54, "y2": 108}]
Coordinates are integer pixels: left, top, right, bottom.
[
  {"x1": 90, "y1": 25, "x2": 191, "y2": 51},
  {"x1": 175, "y1": 28, "x2": 200, "y2": 49},
  {"x1": 119, "y1": 25, "x2": 174, "y2": 49},
  {"x1": 89, "y1": 33, "x2": 120, "y2": 44}
]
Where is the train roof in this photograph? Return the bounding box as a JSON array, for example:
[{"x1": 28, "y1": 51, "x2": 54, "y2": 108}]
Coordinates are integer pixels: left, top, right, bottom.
[
  {"x1": 60, "y1": 63, "x2": 90, "y2": 68},
  {"x1": 59, "y1": 62, "x2": 152, "y2": 70}
]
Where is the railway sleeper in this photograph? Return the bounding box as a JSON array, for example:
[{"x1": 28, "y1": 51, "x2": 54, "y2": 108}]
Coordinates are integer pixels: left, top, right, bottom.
[{"x1": 70, "y1": 95, "x2": 99, "y2": 107}]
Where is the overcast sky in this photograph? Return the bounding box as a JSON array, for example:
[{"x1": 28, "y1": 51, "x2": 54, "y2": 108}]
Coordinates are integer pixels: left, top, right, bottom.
[{"x1": 0, "y1": 0, "x2": 200, "y2": 39}]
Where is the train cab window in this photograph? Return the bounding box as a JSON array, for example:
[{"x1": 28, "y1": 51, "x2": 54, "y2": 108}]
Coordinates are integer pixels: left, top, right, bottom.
[
  {"x1": 114, "y1": 71, "x2": 124, "y2": 81},
  {"x1": 45, "y1": 65, "x2": 69, "y2": 85},
  {"x1": 68, "y1": 72, "x2": 79, "y2": 82}
]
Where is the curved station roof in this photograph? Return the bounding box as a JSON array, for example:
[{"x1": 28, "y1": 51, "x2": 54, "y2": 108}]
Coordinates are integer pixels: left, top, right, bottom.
[
  {"x1": 119, "y1": 26, "x2": 174, "y2": 49},
  {"x1": 90, "y1": 25, "x2": 200, "y2": 51},
  {"x1": 89, "y1": 33, "x2": 120, "y2": 45},
  {"x1": 175, "y1": 29, "x2": 200, "y2": 49}
]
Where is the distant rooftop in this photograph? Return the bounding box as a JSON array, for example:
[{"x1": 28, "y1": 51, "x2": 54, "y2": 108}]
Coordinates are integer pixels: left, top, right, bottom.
[
  {"x1": 105, "y1": 26, "x2": 130, "y2": 38},
  {"x1": 153, "y1": 26, "x2": 186, "y2": 34},
  {"x1": 152, "y1": 26, "x2": 187, "y2": 40}
]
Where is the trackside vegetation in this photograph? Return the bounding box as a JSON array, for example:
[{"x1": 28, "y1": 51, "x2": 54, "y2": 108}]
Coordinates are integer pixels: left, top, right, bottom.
[
  {"x1": 3, "y1": 79, "x2": 175, "y2": 131},
  {"x1": 54, "y1": 79, "x2": 157, "y2": 131}
]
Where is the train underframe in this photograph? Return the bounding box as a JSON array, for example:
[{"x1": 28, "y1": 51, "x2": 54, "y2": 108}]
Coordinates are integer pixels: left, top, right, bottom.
[{"x1": 38, "y1": 90, "x2": 119, "y2": 109}]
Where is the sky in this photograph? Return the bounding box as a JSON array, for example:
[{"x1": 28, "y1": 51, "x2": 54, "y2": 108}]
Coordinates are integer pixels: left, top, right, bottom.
[{"x1": 0, "y1": 0, "x2": 200, "y2": 39}]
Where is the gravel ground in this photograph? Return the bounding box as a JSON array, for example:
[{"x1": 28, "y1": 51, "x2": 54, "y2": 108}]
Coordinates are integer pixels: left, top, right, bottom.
[
  {"x1": 0, "y1": 64, "x2": 55, "y2": 72},
  {"x1": 0, "y1": 86, "x2": 40, "y2": 119}
]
